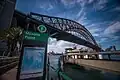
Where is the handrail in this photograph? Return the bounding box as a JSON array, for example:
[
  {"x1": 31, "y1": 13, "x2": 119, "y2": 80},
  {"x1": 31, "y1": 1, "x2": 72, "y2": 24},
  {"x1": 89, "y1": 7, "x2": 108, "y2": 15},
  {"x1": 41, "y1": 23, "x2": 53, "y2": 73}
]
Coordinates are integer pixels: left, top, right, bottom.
[
  {"x1": 0, "y1": 57, "x2": 19, "y2": 74},
  {"x1": 48, "y1": 64, "x2": 72, "y2": 80},
  {"x1": 0, "y1": 61, "x2": 18, "y2": 75}
]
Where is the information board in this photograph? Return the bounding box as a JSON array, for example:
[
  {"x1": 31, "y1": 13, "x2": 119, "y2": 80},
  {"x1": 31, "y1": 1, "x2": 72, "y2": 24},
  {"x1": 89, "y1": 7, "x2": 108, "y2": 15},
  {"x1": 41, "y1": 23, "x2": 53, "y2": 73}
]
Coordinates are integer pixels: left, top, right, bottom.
[{"x1": 20, "y1": 47, "x2": 45, "y2": 79}]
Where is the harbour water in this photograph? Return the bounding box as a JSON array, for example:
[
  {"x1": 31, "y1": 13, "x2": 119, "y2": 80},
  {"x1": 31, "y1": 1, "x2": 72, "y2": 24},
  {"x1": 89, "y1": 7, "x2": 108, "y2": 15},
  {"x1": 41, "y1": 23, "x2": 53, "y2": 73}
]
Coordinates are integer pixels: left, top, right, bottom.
[{"x1": 64, "y1": 64, "x2": 120, "y2": 80}]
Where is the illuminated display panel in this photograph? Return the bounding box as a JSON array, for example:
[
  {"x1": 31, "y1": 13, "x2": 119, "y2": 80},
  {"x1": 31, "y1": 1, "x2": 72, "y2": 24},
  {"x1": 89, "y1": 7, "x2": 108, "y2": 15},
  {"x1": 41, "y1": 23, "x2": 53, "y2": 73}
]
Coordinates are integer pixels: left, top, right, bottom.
[{"x1": 20, "y1": 47, "x2": 45, "y2": 79}]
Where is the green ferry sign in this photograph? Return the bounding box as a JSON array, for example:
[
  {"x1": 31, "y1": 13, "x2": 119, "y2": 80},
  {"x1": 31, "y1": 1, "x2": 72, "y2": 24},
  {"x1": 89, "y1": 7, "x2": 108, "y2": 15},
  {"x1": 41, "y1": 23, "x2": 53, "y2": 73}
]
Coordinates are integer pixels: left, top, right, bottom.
[{"x1": 24, "y1": 31, "x2": 48, "y2": 42}]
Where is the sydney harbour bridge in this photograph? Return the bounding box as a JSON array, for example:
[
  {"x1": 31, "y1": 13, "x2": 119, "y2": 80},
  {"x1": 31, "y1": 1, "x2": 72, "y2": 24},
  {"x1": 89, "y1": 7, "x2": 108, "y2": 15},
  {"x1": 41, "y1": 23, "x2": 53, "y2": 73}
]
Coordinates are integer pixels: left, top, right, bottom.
[
  {"x1": 0, "y1": 0, "x2": 120, "y2": 80},
  {"x1": 14, "y1": 10, "x2": 101, "y2": 51}
]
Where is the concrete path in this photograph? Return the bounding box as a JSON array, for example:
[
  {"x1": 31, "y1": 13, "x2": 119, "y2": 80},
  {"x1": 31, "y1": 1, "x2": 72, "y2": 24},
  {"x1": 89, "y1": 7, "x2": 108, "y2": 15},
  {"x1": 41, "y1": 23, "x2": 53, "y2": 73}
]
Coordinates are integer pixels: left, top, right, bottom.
[{"x1": 0, "y1": 67, "x2": 17, "y2": 80}]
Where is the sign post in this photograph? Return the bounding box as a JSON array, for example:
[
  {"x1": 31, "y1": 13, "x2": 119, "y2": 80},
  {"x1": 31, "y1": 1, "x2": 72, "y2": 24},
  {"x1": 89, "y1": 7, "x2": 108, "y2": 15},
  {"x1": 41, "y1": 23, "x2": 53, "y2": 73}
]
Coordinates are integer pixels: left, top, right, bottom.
[{"x1": 17, "y1": 25, "x2": 49, "y2": 80}]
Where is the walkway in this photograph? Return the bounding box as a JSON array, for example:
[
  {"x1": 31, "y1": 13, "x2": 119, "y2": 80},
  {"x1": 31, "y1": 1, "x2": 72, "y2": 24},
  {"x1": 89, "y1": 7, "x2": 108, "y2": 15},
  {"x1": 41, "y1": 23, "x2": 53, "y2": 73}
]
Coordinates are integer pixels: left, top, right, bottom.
[{"x1": 0, "y1": 67, "x2": 17, "y2": 80}]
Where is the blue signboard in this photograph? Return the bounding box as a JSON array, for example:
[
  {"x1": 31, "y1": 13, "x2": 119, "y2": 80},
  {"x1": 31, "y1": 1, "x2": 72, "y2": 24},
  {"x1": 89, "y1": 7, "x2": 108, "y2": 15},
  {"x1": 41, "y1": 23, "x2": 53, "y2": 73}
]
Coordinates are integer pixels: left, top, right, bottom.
[{"x1": 20, "y1": 47, "x2": 45, "y2": 79}]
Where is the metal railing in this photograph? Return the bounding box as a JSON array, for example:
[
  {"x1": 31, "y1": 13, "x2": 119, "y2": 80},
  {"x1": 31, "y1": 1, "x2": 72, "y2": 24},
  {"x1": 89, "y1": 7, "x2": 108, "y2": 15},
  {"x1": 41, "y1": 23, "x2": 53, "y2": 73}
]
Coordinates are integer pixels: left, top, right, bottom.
[
  {"x1": 0, "y1": 57, "x2": 19, "y2": 75},
  {"x1": 47, "y1": 64, "x2": 72, "y2": 80}
]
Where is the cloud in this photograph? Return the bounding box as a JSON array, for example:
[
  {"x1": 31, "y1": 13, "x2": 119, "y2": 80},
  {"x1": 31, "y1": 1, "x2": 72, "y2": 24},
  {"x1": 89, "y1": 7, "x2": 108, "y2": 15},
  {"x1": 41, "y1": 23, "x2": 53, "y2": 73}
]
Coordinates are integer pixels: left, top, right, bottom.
[
  {"x1": 83, "y1": 21, "x2": 112, "y2": 37},
  {"x1": 99, "y1": 38, "x2": 108, "y2": 43},
  {"x1": 61, "y1": 0, "x2": 75, "y2": 5},
  {"x1": 60, "y1": 0, "x2": 76, "y2": 8},
  {"x1": 104, "y1": 21, "x2": 120, "y2": 35},
  {"x1": 77, "y1": 8, "x2": 84, "y2": 17},
  {"x1": 47, "y1": 4, "x2": 54, "y2": 10},
  {"x1": 48, "y1": 38, "x2": 75, "y2": 53},
  {"x1": 93, "y1": 0, "x2": 108, "y2": 11},
  {"x1": 87, "y1": 26, "x2": 103, "y2": 37},
  {"x1": 88, "y1": 0, "x2": 94, "y2": 4},
  {"x1": 61, "y1": 0, "x2": 108, "y2": 10},
  {"x1": 76, "y1": 9, "x2": 88, "y2": 26},
  {"x1": 78, "y1": 0, "x2": 88, "y2": 7},
  {"x1": 93, "y1": 33, "x2": 99, "y2": 37},
  {"x1": 85, "y1": 21, "x2": 120, "y2": 43},
  {"x1": 35, "y1": 0, "x2": 54, "y2": 10},
  {"x1": 98, "y1": 0, "x2": 108, "y2": 5},
  {"x1": 78, "y1": 12, "x2": 87, "y2": 23},
  {"x1": 48, "y1": 38, "x2": 57, "y2": 45},
  {"x1": 61, "y1": 0, "x2": 95, "y2": 8},
  {"x1": 89, "y1": 27, "x2": 101, "y2": 33},
  {"x1": 113, "y1": 6, "x2": 120, "y2": 11},
  {"x1": 48, "y1": 38, "x2": 84, "y2": 53}
]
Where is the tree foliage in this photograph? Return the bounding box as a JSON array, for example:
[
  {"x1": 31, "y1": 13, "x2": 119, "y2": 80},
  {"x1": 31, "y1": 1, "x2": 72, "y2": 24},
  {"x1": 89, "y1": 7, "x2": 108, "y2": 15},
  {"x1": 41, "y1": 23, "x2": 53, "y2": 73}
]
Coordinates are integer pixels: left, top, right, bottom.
[{"x1": 0, "y1": 27, "x2": 23, "y2": 41}]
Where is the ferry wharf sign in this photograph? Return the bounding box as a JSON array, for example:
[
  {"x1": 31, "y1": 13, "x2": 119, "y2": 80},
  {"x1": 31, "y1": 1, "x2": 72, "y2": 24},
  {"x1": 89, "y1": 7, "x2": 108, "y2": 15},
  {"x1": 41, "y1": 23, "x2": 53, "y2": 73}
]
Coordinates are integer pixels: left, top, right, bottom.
[
  {"x1": 24, "y1": 31, "x2": 48, "y2": 42},
  {"x1": 24, "y1": 25, "x2": 48, "y2": 42}
]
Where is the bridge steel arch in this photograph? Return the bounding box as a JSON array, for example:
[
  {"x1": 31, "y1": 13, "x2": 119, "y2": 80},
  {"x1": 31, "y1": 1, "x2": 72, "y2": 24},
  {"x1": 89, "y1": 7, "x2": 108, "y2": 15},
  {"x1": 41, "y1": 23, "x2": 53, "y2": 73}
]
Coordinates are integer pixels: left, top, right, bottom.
[
  {"x1": 14, "y1": 10, "x2": 101, "y2": 51},
  {"x1": 30, "y1": 12, "x2": 100, "y2": 48}
]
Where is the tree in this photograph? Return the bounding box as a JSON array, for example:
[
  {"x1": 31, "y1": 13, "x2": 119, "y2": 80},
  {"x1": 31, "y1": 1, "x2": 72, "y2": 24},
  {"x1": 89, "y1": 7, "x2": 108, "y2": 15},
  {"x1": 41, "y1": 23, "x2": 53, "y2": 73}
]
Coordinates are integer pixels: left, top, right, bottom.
[{"x1": 0, "y1": 27, "x2": 23, "y2": 56}]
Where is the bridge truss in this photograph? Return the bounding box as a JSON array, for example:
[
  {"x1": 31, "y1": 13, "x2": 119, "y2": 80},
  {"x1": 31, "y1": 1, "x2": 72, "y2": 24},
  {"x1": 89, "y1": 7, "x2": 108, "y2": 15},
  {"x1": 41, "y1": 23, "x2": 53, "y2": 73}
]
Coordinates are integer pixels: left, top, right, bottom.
[
  {"x1": 14, "y1": 10, "x2": 101, "y2": 51},
  {"x1": 30, "y1": 13, "x2": 98, "y2": 46}
]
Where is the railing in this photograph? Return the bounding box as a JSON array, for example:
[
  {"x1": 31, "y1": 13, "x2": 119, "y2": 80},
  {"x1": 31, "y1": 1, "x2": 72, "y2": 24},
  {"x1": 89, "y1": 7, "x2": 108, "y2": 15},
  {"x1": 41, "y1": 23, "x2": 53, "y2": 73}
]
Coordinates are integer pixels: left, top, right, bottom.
[
  {"x1": 47, "y1": 64, "x2": 72, "y2": 80},
  {"x1": 0, "y1": 57, "x2": 19, "y2": 75}
]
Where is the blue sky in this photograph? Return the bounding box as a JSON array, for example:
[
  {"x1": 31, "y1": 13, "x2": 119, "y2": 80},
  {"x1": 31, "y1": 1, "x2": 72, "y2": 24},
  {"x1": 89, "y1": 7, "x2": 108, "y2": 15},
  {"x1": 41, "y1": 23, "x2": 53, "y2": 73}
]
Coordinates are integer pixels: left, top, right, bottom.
[{"x1": 16, "y1": 0, "x2": 120, "y2": 52}]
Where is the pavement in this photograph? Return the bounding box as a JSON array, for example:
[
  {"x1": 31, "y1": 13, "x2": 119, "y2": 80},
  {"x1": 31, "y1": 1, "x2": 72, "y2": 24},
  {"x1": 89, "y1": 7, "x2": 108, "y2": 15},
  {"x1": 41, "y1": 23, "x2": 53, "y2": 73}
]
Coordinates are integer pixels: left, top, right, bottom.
[{"x1": 0, "y1": 67, "x2": 17, "y2": 80}]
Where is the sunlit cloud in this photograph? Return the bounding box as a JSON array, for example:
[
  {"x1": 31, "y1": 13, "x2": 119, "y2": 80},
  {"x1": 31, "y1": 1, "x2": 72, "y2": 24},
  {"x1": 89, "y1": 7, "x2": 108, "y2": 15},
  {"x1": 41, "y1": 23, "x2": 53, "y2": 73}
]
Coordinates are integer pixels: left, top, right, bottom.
[
  {"x1": 48, "y1": 39, "x2": 75, "y2": 53},
  {"x1": 48, "y1": 38, "x2": 85, "y2": 53}
]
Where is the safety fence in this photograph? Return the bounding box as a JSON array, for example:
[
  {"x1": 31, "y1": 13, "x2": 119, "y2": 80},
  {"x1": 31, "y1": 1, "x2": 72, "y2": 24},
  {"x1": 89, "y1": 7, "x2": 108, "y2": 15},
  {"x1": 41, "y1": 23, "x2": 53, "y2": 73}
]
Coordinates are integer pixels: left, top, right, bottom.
[
  {"x1": 0, "y1": 57, "x2": 19, "y2": 75},
  {"x1": 47, "y1": 64, "x2": 72, "y2": 80}
]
